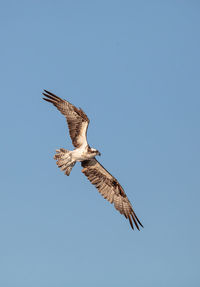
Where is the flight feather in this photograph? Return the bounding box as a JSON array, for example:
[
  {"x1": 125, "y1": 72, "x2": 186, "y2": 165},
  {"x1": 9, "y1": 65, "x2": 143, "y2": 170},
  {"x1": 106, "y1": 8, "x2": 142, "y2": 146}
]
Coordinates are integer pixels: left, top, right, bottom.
[
  {"x1": 81, "y1": 159, "x2": 143, "y2": 230},
  {"x1": 43, "y1": 90, "x2": 89, "y2": 148}
]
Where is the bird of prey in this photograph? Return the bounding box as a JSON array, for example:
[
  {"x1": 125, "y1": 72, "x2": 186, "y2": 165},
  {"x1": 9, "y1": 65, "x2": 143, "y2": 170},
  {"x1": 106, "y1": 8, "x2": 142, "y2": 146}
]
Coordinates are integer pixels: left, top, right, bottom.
[{"x1": 43, "y1": 90, "x2": 143, "y2": 230}]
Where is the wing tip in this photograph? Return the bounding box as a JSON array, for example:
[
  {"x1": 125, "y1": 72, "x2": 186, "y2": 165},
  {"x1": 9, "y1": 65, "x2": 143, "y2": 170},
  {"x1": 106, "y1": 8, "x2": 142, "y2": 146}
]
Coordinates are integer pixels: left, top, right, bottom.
[
  {"x1": 128, "y1": 215, "x2": 134, "y2": 230},
  {"x1": 42, "y1": 97, "x2": 57, "y2": 104},
  {"x1": 127, "y1": 210, "x2": 144, "y2": 231},
  {"x1": 42, "y1": 90, "x2": 61, "y2": 102},
  {"x1": 43, "y1": 89, "x2": 58, "y2": 98}
]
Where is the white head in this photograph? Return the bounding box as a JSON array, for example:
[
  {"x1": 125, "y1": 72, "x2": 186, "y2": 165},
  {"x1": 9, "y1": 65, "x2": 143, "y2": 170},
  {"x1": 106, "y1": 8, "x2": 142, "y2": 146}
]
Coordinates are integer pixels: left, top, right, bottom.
[{"x1": 89, "y1": 147, "x2": 101, "y2": 156}]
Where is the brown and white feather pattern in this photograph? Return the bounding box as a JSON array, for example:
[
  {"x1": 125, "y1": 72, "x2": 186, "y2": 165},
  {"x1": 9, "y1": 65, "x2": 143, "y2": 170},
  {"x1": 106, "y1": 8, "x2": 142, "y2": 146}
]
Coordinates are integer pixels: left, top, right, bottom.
[
  {"x1": 81, "y1": 159, "x2": 143, "y2": 230},
  {"x1": 43, "y1": 90, "x2": 89, "y2": 148}
]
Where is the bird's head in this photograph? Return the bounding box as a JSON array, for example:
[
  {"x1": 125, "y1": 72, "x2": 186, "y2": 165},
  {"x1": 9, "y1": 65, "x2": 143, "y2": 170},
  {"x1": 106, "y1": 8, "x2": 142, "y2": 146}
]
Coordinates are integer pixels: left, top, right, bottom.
[{"x1": 89, "y1": 147, "x2": 101, "y2": 156}]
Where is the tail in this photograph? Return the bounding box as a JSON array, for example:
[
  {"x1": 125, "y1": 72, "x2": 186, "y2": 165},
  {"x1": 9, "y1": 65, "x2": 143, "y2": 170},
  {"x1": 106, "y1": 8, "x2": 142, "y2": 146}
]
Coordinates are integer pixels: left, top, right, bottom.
[{"x1": 54, "y1": 148, "x2": 76, "y2": 176}]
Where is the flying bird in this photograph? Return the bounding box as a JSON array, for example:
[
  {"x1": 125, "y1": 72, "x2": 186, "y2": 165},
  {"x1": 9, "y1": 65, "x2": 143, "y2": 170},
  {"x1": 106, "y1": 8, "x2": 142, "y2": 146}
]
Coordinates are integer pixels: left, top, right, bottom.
[{"x1": 43, "y1": 90, "x2": 143, "y2": 230}]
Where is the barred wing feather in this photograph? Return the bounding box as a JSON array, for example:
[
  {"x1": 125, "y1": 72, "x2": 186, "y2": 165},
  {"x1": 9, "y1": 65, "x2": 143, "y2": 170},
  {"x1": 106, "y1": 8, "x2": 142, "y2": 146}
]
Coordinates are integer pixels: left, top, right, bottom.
[
  {"x1": 81, "y1": 159, "x2": 143, "y2": 230},
  {"x1": 43, "y1": 90, "x2": 89, "y2": 148}
]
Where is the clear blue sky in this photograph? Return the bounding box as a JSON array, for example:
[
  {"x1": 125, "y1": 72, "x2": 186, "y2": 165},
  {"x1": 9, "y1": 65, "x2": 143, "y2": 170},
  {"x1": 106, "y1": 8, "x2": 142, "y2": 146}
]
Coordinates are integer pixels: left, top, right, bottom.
[{"x1": 0, "y1": 1, "x2": 200, "y2": 286}]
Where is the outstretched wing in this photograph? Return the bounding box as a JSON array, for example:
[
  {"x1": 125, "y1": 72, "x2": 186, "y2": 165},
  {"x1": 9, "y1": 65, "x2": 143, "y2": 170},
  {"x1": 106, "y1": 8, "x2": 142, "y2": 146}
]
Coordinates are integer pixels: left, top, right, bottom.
[
  {"x1": 81, "y1": 159, "x2": 143, "y2": 230},
  {"x1": 43, "y1": 90, "x2": 90, "y2": 148}
]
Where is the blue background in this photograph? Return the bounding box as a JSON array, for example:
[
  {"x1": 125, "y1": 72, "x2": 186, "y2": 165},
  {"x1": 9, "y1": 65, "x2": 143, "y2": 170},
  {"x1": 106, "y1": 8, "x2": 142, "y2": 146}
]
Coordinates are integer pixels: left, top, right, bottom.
[{"x1": 1, "y1": 1, "x2": 200, "y2": 286}]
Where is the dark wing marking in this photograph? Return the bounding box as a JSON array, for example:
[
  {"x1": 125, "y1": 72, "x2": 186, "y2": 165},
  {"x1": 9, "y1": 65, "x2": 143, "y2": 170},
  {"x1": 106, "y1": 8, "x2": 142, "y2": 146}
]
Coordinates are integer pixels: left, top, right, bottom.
[
  {"x1": 81, "y1": 159, "x2": 143, "y2": 230},
  {"x1": 43, "y1": 90, "x2": 90, "y2": 148}
]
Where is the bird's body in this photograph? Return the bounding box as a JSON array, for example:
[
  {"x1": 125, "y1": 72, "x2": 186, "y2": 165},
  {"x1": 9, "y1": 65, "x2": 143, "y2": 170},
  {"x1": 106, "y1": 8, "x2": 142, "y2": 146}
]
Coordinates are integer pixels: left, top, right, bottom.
[
  {"x1": 43, "y1": 90, "x2": 143, "y2": 230},
  {"x1": 72, "y1": 146, "x2": 99, "y2": 162},
  {"x1": 54, "y1": 145, "x2": 100, "y2": 175}
]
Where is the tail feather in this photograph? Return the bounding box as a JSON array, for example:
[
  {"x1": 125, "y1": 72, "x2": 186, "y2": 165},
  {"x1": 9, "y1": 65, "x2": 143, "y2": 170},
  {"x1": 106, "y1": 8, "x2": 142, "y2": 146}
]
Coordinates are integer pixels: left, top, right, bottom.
[
  {"x1": 54, "y1": 148, "x2": 76, "y2": 176},
  {"x1": 64, "y1": 162, "x2": 76, "y2": 176},
  {"x1": 54, "y1": 148, "x2": 70, "y2": 160}
]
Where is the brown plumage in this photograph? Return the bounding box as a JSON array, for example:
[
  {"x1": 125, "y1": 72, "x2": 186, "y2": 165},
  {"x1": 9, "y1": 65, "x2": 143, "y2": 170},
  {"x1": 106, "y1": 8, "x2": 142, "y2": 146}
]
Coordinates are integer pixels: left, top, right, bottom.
[
  {"x1": 43, "y1": 90, "x2": 143, "y2": 230},
  {"x1": 82, "y1": 159, "x2": 143, "y2": 230},
  {"x1": 43, "y1": 90, "x2": 89, "y2": 148}
]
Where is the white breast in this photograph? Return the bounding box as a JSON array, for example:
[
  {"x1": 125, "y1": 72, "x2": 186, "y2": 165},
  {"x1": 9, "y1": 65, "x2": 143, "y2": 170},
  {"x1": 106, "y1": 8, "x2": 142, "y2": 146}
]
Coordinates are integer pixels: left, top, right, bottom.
[{"x1": 71, "y1": 146, "x2": 88, "y2": 162}]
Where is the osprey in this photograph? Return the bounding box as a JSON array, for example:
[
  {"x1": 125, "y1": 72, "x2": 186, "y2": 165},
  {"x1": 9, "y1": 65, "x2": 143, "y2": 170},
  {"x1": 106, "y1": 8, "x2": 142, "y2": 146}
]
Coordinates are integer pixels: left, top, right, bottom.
[{"x1": 43, "y1": 90, "x2": 143, "y2": 230}]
